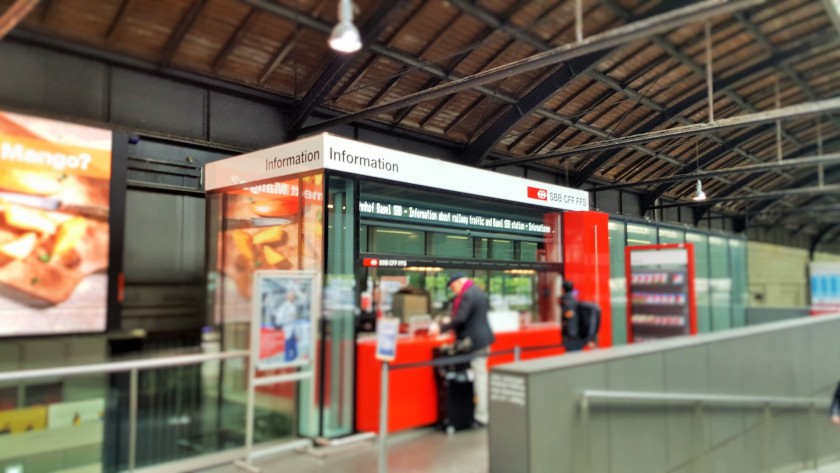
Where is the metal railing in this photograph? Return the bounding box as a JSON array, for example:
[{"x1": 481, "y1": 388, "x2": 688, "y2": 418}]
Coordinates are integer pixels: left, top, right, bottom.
[
  {"x1": 377, "y1": 342, "x2": 564, "y2": 473},
  {"x1": 0, "y1": 350, "x2": 249, "y2": 472},
  {"x1": 579, "y1": 390, "x2": 831, "y2": 473}
]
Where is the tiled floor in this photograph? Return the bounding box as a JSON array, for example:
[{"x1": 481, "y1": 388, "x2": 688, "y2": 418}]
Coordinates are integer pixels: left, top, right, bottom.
[{"x1": 202, "y1": 427, "x2": 488, "y2": 473}]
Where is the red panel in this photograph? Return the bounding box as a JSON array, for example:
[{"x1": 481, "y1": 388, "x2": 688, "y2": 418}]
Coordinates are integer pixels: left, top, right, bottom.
[
  {"x1": 562, "y1": 211, "x2": 612, "y2": 347},
  {"x1": 355, "y1": 324, "x2": 564, "y2": 433}
]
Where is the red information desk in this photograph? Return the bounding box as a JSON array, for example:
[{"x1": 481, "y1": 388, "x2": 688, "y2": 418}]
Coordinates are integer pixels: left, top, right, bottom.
[{"x1": 355, "y1": 324, "x2": 563, "y2": 433}]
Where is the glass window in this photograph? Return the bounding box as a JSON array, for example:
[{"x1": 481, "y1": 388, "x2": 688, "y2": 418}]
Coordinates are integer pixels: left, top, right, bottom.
[
  {"x1": 658, "y1": 228, "x2": 685, "y2": 244},
  {"x1": 475, "y1": 238, "x2": 488, "y2": 259},
  {"x1": 626, "y1": 223, "x2": 656, "y2": 246},
  {"x1": 520, "y1": 241, "x2": 538, "y2": 262},
  {"x1": 709, "y1": 235, "x2": 732, "y2": 331},
  {"x1": 359, "y1": 225, "x2": 368, "y2": 253},
  {"x1": 428, "y1": 233, "x2": 472, "y2": 258},
  {"x1": 370, "y1": 227, "x2": 425, "y2": 255},
  {"x1": 729, "y1": 239, "x2": 747, "y2": 328},
  {"x1": 489, "y1": 239, "x2": 514, "y2": 260}
]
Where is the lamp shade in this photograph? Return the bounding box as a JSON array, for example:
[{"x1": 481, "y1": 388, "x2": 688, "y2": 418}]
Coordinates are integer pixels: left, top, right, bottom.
[
  {"x1": 692, "y1": 179, "x2": 707, "y2": 201},
  {"x1": 329, "y1": 20, "x2": 361, "y2": 53}
]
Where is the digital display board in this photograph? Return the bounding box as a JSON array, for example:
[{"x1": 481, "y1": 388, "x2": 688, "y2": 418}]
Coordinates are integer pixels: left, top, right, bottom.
[{"x1": 0, "y1": 111, "x2": 111, "y2": 336}]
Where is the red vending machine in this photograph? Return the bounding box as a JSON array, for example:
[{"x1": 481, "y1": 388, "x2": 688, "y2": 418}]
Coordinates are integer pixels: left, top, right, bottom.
[{"x1": 625, "y1": 243, "x2": 698, "y2": 343}]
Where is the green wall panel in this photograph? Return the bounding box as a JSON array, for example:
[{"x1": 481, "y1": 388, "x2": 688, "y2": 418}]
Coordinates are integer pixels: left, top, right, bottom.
[
  {"x1": 609, "y1": 221, "x2": 627, "y2": 346},
  {"x1": 709, "y1": 236, "x2": 732, "y2": 331}
]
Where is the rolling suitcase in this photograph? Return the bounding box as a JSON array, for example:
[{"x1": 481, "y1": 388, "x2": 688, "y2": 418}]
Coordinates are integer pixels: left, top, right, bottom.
[{"x1": 433, "y1": 346, "x2": 475, "y2": 433}]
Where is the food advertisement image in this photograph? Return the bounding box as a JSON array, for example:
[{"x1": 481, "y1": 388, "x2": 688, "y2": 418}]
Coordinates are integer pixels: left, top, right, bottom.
[
  {"x1": 220, "y1": 174, "x2": 323, "y2": 323},
  {"x1": 0, "y1": 111, "x2": 111, "y2": 337}
]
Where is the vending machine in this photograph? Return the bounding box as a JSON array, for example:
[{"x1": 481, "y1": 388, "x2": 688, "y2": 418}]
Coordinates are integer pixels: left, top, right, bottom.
[{"x1": 625, "y1": 243, "x2": 698, "y2": 343}]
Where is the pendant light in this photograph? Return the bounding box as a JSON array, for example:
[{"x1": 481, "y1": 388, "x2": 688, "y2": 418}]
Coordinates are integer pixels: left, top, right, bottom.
[
  {"x1": 692, "y1": 179, "x2": 707, "y2": 201},
  {"x1": 329, "y1": 0, "x2": 361, "y2": 53},
  {"x1": 692, "y1": 141, "x2": 707, "y2": 201}
]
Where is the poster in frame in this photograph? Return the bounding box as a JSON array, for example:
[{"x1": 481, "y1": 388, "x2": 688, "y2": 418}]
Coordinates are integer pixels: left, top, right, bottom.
[{"x1": 251, "y1": 270, "x2": 320, "y2": 372}]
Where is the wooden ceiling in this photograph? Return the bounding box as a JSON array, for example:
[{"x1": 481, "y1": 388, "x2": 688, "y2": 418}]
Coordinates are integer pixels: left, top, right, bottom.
[{"x1": 2, "y1": 0, "x2": 840, "y2": 228}]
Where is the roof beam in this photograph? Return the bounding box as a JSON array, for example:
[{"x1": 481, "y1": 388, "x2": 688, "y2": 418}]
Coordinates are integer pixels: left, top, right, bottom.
[
  {"x1": 489, "y1": 97, "x2": 840, "y2": 167},
  {"x1": 811, "y1": 223, "x2": 840, "y2": 258},
  {"x1": 212, "y1": 8, "x2": 259, "y2": 73},
  {"x1": 105, "y1": 0, "x2": 134, "y2": 40},
  {"x1": 570, "y1": 29, "x2": 840, "y2": 188},
  {"x1": 0, "y1": 0, "x2": 39, "y2": 39},
  {"x1": 589, "y1": 152, "x2": 840, "y2": 191},
  {"x1": 695, "y1": 135, "x2": 840, "y2": 217},
  {"x1": 647, "y1": 183, "x2": 840, "y2": 209},
  {"x1": 296, "y1": 0, "x2": 764, "y2": 135},
  {"x1": 160, "y1": 0, "x2": 206, "y2": 67},
  {"x1": 284, "y1": 0, "x2": 409, "y2": 134}
]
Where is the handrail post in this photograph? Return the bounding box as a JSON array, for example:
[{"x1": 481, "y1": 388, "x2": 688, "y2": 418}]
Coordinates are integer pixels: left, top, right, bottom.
[
  {"x1": 810, "y1": 401, "x2": 818, "y2": 469},
  {"x1": 763, "y1": 402, "x2": 772, "y2": 471},
  {"x1": 580, "y1": 393, "x2": 591, "y2": 472},
  {"x1": 128, "y1": 368, "x2": 139, "y2": 472},
  {"x1": 378, "y1": 360, "x2": 390, "y2": 473},
  {"x1": 513, "y1": 345, "x2": 521, "y2": 362},
  {"x1": 692, "y1": 400, "x2": 706, "y2": 473}
]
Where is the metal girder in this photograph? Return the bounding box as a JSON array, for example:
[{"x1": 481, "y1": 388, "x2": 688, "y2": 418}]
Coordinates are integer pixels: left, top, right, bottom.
[
  {"x1": 0, "y1": 0, "x2": 39, "y2": 39},
  {"x1": 490, "y1": 97, "x2": 840, "y2": 168},
  {"x1": 695, "y1": 136, "x2": 840, "y2": 217},
  {"x1": 160, "y1": 0, "x2": 206, "y2": 67},
  {"x1": 811, "y1": 223, "x2": 840, "y2": 257},
  {"x1": 647, "y1": 183, "x2": 840, "y2": 210},
  {"x1": 285, "y1": 0, "x2": 409, "y2": 134},
  {"x1": 569, "y1": 30, "x2": 840, "y2": 187},
  {"x1": 296, "y1": 0, "x2": 764, "y2": 135},
  {"x1": 462, "y1": 52, "x2": 610, "y2": 166},
  {"x1": 589, "y1": 152, "x2": 840, "y2": 191},
  {"x1": 453, "y1": 0, "x2": 708, "y2": 167}
]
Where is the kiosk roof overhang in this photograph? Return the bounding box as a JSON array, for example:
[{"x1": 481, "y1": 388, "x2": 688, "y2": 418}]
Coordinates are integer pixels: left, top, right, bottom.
[{"x1": 205, "y1": 134, "x2": 590, "y2": 212}]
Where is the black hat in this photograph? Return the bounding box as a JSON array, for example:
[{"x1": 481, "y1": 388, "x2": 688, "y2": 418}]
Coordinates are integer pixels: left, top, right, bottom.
[{"x1": 447, "y1": 272, "x2": 467, "y2": 286}]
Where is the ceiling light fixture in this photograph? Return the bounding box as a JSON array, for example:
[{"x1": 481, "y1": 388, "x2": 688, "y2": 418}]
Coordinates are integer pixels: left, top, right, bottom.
[
  {"x1": 329, "y1": 0, "x2": 361, "y2": 53},
  {"x1": 691, "y1": 140, "x2": 707, "y2": 201},
  {"x1": 692, "y1": 179, "x2": 707, "y2": 201}
]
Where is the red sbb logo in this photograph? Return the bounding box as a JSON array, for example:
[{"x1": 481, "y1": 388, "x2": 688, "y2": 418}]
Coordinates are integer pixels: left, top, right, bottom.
[
  {"x1": 528, "y1": 186, "x2": 548, "y2": 201},
  {"x1": 363, "y1": 258, "x2": 379, "y2": 267}
]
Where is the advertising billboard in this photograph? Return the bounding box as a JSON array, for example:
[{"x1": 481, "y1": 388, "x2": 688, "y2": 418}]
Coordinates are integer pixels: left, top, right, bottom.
[
  {"x1": 0, "y1": 111, "x2": 111, "y2": 336},
  {"x1": 810, "y1": 262, "x2": 840, "y2": 315},
  {"x1": 252, "y1": 270, "x2": 319, "y2": 371}
]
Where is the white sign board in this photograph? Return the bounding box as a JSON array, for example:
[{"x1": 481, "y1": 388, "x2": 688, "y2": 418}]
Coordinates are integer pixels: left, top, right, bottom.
[
  {"x1": 375, "y1": 318, "x2": 400, "y2": 362},
  {"x1": 205, "y1": 133, "x2": 589, "y2": 212}
]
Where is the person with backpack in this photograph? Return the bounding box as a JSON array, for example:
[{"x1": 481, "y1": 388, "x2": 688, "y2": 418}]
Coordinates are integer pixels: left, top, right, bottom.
[{"x1": 560, "y1": 280, "x2": 600, "y2": 352}]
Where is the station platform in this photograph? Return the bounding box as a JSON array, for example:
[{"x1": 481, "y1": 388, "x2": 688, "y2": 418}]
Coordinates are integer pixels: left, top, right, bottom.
[{"x1": 203, "y1": 428, "x2": 488, "y2": 473}]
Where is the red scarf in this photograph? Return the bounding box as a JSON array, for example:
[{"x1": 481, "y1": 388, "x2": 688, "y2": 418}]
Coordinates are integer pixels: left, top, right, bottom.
[{"x1": 451, "y1": 279, "x2": 474, "y2": 317}]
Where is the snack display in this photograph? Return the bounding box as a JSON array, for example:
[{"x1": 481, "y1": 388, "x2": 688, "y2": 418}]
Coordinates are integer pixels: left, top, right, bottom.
[{"x1": 0, "y1": 111, "x2": 111, "y2": 336}]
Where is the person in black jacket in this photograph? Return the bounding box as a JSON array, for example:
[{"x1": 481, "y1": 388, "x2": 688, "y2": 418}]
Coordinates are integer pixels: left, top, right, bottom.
[
  {"x1": 431, "y1": 272, "x2": 495, "y2": 425},
  {"x1": 560, "y1": 280, "x2": 598, "y2": 352}
]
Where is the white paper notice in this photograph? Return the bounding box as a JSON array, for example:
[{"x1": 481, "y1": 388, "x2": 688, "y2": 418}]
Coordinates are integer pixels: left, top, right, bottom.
[{"x1": 490, "y1": 374, "x2": 527, "y2": 406}]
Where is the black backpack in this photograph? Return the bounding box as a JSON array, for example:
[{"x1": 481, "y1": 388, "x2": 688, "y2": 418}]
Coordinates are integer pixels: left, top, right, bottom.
[{"x1": 577, "y1": 301, "x2": 601, "y2": 342}]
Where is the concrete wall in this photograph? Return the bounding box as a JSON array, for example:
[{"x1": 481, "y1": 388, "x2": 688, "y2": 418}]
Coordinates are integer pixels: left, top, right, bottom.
[
  {"x1": 489, "y1": 314, "x2": 840, "y2": 473},
  {"x1": 748, "y1": 242, "x2": 840, "y2": 308},
  {"x1": 748, "y1": 241, "x2": 811, "y2": 307}
]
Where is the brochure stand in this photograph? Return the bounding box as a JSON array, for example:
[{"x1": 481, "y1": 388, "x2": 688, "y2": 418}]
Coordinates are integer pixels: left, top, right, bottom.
[
  {"x1": 235, "y1": 270, "x2": 321, "y2": 472},
  {"x1": 625, "y1": 244, "x2": 697, "y2": 343}
]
